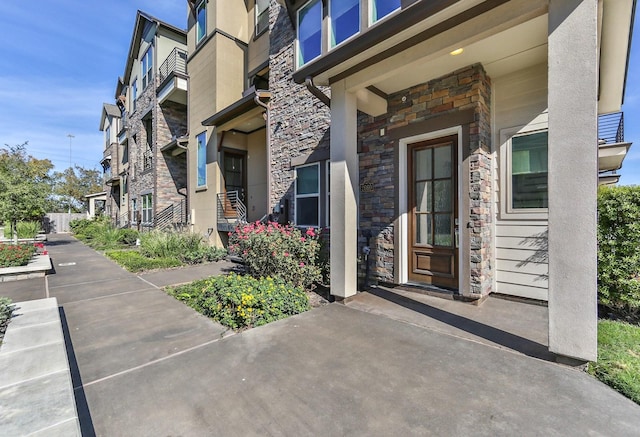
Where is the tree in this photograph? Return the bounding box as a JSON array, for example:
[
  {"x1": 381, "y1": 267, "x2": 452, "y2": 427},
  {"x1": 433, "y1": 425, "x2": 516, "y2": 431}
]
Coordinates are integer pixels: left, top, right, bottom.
[
  {"x1": 0, "y1": 143, "x2": 53, "y2": 242},
  {"x1": 52, "y1": 165, "x2": 103, "y2": 213}
]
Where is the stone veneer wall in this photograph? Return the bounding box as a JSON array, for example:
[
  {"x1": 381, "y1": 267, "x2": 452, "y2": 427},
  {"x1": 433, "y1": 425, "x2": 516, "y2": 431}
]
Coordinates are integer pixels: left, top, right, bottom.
[
  {"x1": 358, "y1": 64, "x2": 493, "y2": 298},
  {"x1": 127, "y1": 76, "x2": 187, "y2": 222},
  {"x1": 268, "y1": 1, "x2": 331, "y2": 221}
]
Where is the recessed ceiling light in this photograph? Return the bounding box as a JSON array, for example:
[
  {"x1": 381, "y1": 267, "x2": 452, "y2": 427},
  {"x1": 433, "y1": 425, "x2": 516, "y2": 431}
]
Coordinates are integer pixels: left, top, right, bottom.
[{"x1": 450, "y1": 48, "x2": 464, "y2": 56}]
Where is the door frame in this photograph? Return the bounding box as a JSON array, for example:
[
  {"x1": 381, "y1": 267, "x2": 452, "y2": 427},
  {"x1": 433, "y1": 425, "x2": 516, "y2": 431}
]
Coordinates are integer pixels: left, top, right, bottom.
[
  {"x1": 221, "y1": 148, "x2": 248, "y2": 200},
  {"x1": 398, "y1": 126, "x2": 464, "y2": 288}
]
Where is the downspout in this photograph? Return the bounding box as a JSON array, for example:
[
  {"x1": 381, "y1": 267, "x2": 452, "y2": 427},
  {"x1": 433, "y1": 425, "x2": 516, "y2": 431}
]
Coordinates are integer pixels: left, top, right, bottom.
[
  {"x1": 305, "y1": 76, "x2": 331, "y2": 107},
  {"x1": 254, "y1": 90, "x2": 272, "y2": 219}
]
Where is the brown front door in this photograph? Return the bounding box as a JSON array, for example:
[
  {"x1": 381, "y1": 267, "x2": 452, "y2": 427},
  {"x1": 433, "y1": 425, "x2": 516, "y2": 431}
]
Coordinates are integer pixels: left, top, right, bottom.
[
  {"x1": 222, "y1": 150, "x2": 246, "y2": 217},
  {"x1": 408, "y1": 136, "x2": 458, "y2": 289}
]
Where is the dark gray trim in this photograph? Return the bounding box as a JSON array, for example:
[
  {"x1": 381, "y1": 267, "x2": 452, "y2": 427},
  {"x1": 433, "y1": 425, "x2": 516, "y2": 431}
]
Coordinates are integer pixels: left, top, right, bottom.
[
  {"x1": 292, "y1": 0, "x2": 509, "y2": 85},
  {"x1": 248, "y1": 60, "x2": 269, "y2": 80},
  {"x1": 366, "y1": 85, "x2": 388, "y2": 100},
  {"x1": 201, "y1": 91, "x2": 261, "y2": 127},
  {"x1": 387, "y1": 109, "x2": 475, "y2": 141},
  {"x1": 305, "y1": 77, "x2": 331, "y2": 107},
  {"x1": 622, "y1": 0, "x2": 637, "y2": 105},
  {"x1": 230, "y1": 125, "x2": 267, "y2": 135},
  {"x1": 188, "y1": 28, "x2": 249, "y2": 62},
  {"x1": 290, "y1": 148, "x2": 330, "y2": 167}
]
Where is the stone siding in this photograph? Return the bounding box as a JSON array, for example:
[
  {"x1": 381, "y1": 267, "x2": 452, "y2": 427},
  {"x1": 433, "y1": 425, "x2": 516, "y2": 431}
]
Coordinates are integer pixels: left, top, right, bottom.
[
  {"x1": 268, "y1": 1, "x2": 331, "y2": 223},
  {"x1": 358, "y1": 64, "x2": 493, "y2": 297}
]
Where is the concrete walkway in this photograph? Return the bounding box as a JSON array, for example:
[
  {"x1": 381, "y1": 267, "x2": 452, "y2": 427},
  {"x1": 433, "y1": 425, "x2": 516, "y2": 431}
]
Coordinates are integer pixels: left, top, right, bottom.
[{"x1": 2, "y1": 234, "x2": 640, "y2": 436}]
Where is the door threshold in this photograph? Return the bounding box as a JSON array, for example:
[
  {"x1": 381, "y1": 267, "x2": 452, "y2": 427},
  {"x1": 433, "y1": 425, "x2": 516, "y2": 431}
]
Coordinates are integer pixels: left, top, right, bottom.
[{"x1": 385, "y1": 282, "x2": 457, "y2": 300}]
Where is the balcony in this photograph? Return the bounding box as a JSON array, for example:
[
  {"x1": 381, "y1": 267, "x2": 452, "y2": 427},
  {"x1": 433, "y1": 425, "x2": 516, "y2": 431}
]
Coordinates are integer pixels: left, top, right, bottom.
[
  {"x1": 157, "y1": 48, "x2": 188, "y2": 105},
  {"x1": 143, "y1": 150, "x2": 153, "y2": 172},
  {"x1": 598, "y1": 112, "x2": 632, "y2": 184}
]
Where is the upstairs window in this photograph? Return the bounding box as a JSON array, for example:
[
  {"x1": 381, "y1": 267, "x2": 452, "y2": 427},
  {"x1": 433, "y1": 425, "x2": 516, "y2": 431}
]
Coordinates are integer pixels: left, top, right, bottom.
[
  {"x1": 196, "y1": 0, "x2": 207, "y2": 43},
  {"x1": 141, "y1": 46, "x2": 153, "y2": 89},
  {"x1": 196, "y1": 131, "x2": 207, "y2": 187},
  {"x1": 105, "y1": 126, "x2": 111, "y2": 148},
  {"x1": 256, "y1": 0, "x2": 269, "y2": 36},
  {"x1": 142, "y1": 193, "x2": 153, "y2": 224},
  {"x1": 329, "y1": 0, "x2": 360, "y2": 47},
  {"x1": 131, "y1": 80, "x2": 137, "y2": 112},
  {"x1": 297, "y1": 0, "x2": 322, "y2": 67},
  {"x1": 370, "y1": 0, "x2": 401, "y2": 24}
]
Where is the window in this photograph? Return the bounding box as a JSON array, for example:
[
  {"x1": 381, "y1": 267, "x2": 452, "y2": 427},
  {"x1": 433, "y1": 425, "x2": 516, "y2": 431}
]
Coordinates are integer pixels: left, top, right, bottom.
[
  {"x1": 141, "y1": 46, "x2": 153, "y2": 89},
  {"x1": 196, "y1": 0, "x2": 207, "y2": 43},
  {"x1": 131, "y1": 80, "x2": 137, "y2": 112},
  {"x1": 510, "y1": 131, "x2": 548, "y2": 210},
  {"x1": 105, "y1": 126, "x2": 111, "y2": 148},
  {"x1": 256, "y1": 0, "x2": 269, "y2": 36},
  {"x1": 326, "y1": 161, "x2": 331, "y2": 227},
  {"x1": 142, "y1": 193, "x2": 153, "y2": 223},
  {"x1": 132, "y1": 198, "x2": 138, "y2": 222},
  {"x1": 122, "y1": 141, "x2": 129, "y2": 164},
  {"x1": 196, "y1": 131, "x2": 207, "y2": 187},
  {"x1": 370, "y1": 0, "x2": 401, "y2": 23},
  {"x1": 297, "y1": 0, "x2": 322, "y2": 67},
  {"x1": 329, "y1": 0, "x2": 360, "y2": 47},
  {"x1": 295, "y1": 163, "x2": 320, "y2": 227}
]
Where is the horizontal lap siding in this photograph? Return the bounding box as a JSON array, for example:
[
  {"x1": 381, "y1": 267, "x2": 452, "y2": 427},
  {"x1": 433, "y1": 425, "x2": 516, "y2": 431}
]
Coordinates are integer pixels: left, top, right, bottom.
[{"x1": 493, "y1": 63, "x2": 549, "y2": 301}]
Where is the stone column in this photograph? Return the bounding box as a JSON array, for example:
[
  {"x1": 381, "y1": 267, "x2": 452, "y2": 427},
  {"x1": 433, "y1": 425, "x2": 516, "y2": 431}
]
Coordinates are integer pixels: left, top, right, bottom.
[
  {"x1": 330, "y1": 80, "x2": 358, "y2": 298},
  {"x1": 548, "y1": 0, "x2": 598, "y2": 362}
]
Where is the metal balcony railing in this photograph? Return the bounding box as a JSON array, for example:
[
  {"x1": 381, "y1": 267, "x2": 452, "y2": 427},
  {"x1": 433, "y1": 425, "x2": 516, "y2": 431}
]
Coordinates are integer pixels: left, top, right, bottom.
[
  {"x1": 217, "y1": 191, "x2": 247, "y2": 232},
  {"x1": 598, "y1": 112, "x2": 624, "y2": 144},
  {"x1": 158, "y1": 48, "x2": 188, "y2": 85},
  {"x1": 143, "y1": 150, "x2": 153, "y2": 171}
]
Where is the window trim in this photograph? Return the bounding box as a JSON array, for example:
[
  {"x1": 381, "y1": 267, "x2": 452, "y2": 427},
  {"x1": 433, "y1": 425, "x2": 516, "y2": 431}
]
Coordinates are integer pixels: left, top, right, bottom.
[
  {"x1": 294, "y1": 162, "x2": 321, "y2": 227},
  {"x1": 500, "y1": 124, "x2": 549, "y2": 220},
  {"x1": 141, "y1": 45, "x2": 154, "y2": 90},
  {"x1": 368, "y1": 0, "x2": 402, "y2": 26},
  {"x1": 325, "y1": 160, "x2": 331, "y2": 228},
  {"x1": 196, "y1": 131, "x2": 207, "y2": 188},
  {"x1": 296, "y1": 0, "x2": 323, "y2": 68},
  {"x1": 141, "y1": 193, "x2": 153, "y2": 224},
  {"x1": 255, "y1": 0, "x2": 269, "y2": 37},
  {"x1": 328, "y1": 0, "x2": 361, "y2": 50},
  {"x1": 196, "y1": 0, "x2": 207, "y2": 44}
]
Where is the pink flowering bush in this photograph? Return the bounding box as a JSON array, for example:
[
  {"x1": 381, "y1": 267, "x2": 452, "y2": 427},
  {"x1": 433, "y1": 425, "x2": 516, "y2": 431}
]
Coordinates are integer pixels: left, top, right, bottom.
[{"x1": 229, "y1": 222, "x2": 322, "y2": 291}]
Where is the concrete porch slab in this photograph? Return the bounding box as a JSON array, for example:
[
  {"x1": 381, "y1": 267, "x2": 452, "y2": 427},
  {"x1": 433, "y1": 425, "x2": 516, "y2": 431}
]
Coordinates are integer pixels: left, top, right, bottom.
[{"x1": 346, "y1": 286, "x2": 552, "y2": 360}]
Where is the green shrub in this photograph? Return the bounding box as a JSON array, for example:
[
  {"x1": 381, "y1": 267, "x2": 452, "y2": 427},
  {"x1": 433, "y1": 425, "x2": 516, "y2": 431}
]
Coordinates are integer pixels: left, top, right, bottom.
[
  {"x1": 0, "y1": 244, "x2": 36, "y2": 267},
  {"x1": 182, "y1": 246, "x2": 228, "y2": 264},
  {"x1": 16, "y1": 221, "x2": 40, "y2": 239},
  {"x1": 167, "y1": 273, "x2": 309, "y2": 330},
  {"x1": 119, "y1": 228, "x2": 139, "y2": 246},
  {"x1": 228, "y1": 222, "x2": 322, "y2": 291},
  {"x1": 598, "y1": 185, "x2": 640, "y2": 320},
  {"x1": 105, "y1": 250, "x2": 182, "y2": 272},
  {"x1": 0, "y1": 297, "x2": 14, "y2": 341},
  {"x1": 139, "y1": 230, "x2": 197, "y2": 259}
]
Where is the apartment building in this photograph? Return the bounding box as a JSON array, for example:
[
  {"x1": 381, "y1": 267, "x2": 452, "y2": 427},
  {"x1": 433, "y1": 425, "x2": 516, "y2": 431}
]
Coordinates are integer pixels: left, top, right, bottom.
[
  {"x1": 267, "y1": 0, "x2": 635, "y2": 361},
  {"x1": 101, "y1": 11, "x2": 189, "y2": 230},
  {"x1": 184, "y1": 0, "x2": 271, "y2": 245}
]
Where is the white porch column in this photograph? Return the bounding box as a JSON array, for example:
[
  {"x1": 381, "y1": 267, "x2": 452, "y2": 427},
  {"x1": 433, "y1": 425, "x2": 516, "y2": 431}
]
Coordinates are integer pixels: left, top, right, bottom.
[
  {"x1": 547, "y1": 0, "x2": 598, "y2": 362},
  {"x1": 330, "y1": 79, "x2": 358, "y2": 298}
]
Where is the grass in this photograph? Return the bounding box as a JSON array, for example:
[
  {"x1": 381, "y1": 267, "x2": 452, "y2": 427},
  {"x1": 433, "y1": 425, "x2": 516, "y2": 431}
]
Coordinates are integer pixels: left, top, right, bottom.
[
  {"x1": 105, "y1": 250, "x2": 182, "y2": 273},
  {"x1": 588, "y1": 320, "x2": 640, "y2": 405}
]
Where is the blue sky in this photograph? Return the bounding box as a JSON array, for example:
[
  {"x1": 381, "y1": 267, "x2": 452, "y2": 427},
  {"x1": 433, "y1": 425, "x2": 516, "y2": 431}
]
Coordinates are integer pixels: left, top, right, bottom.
[{"x1": 0, "y1": 2, "x2": 639, "y2": 185}]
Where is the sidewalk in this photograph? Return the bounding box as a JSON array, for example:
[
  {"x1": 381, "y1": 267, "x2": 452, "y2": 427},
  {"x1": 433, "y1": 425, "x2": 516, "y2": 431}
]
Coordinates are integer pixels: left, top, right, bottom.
[{"x1": 3, "y1": 233, "x2": 640, "y2": 436}]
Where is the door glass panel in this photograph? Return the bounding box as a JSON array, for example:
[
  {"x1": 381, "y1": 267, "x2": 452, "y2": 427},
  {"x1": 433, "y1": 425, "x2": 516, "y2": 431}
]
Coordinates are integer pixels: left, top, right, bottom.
[
  {"x1": 434, "y1": 214, "x2": 452, "y2": 246},
  {"x1": 434, "y1": 145, "x2": 452, "y2": 178},
  {"x1": 414, "y1": 148, "x2": 432, "y2": 180},
  {"x1": 434, "y1": 180, "x2": 451, "y2": 212},
  {"x1": 415, "y1": 181, "x2": 432, "y2": 212},
  {"x1": 415, "y1": 213, "x2": 432, "y2": 245}
]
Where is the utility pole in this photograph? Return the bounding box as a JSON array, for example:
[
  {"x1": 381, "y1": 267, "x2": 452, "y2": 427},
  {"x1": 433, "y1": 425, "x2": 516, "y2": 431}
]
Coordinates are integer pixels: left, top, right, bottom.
[{"x1": 67, "y1": 134, "x2": 75, "y2": 219}]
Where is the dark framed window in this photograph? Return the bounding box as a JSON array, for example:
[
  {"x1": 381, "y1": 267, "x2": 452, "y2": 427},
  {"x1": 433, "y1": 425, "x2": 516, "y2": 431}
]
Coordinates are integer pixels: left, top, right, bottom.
[
  {"x1": 141, "y1": 46, "x2": 153, "y2": 89},
  {"x1": 256, "y1": 0, "x2": 269, "y2": 36}
]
